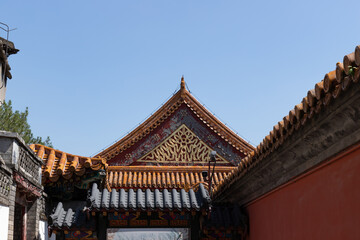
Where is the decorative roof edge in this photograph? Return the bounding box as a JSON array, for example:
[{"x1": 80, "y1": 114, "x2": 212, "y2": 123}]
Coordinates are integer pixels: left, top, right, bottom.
[
  {"x1": 213, "y1": 45, "x2": 360, "y2": 198},
  {"x1": 107, "y1": 165, "x2": 236, "y2": 172},
  {"x1": 96, "y1": 77, "x2": 254, "y2": 160},
  {"x1": 106, "y1": 165, "x2": 236, "y2": 191},
  {"x1": 30, "y1": 144, "x2": 107, "y2": 183}
]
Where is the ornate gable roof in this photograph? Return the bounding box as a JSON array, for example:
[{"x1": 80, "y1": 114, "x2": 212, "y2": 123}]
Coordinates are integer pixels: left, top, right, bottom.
[{"x1": 95, "y1": 77, "x2": 254, "y2": 165}]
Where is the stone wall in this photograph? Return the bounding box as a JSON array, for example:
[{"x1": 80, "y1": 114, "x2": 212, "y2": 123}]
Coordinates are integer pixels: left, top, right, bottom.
[
  {"x1": 7, "y1": 182, "x2": 16, "y2": 240},
  {"x1": 0, "y1": 131, "x2": 44, "y2": 240}
]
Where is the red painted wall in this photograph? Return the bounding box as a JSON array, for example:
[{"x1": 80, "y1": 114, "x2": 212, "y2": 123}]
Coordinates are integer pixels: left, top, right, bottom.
[{"x1": 247, "y1": 143, "x2": 360, "y2": 240}]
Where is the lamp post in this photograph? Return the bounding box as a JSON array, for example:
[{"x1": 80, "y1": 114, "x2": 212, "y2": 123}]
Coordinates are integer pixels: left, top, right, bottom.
[
  {"x1": 208, "y1": 151, "x2": 217, "y2": 197},
  {"x1": 206, "y1": 151, "x2": 217, "y2": 219}
]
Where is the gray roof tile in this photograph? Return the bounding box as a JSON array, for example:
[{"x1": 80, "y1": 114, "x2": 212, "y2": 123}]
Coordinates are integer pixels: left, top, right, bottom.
[
  {"x1": 89, "y1": 183, "x2": 101, "y2": 209},
  {"x1": 49, "y1": 201, "x2": 95, "y2": 229},
  {"x1": 101, "y1": 188, "x2": 110, "y2": 209},
  {"x1": 119, "y1": 189, "x2": 128, "y2": 210},
  {"x1": 137, "y1": 189, "x2": 146, "y2": 210},
  {"x1": 189, "y1": 189, "x2": 200, "y2": 210},
  {"x1": 50, "y1": 202, "x2": 66, "y2": 227},
  {"x1": 89, "y1": 183, "x2": 210, "y2": 211},
  {"x1": 110, "y1": 189, "x2": 118, "y2": 209},
  {"x1": 146, "y1": 189, "x2": 155, "y2": 210},
  {"x1": 63, "y1": 208, "x2": 74, "y2": 228},
  {"x1": 180, "y1": 189, "x2": 191, "y2": 211},
  {"x1": 154, "y1": 189, "x2": 164, "y2": 210},
  {"x1": 163, "y1": 189, "x2": 172, "y2": 210},
  {"x1": 128, "y1": 189, "x2": 136, "y2": 210},
  {"x1": 172, "y1": 189, "x2": 182, "y2": 211}
]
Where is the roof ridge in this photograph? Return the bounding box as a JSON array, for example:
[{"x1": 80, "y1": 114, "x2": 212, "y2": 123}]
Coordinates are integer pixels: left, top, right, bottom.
[
  {"x1": 30, "y1": 144, "x2": 104, "y2": 160},
  {"x1": 96, "y1": 77, "x2": 254, "y2": 160},
  {"x1": 213, "y1": 45, "x2": 360, "y2": 198}
]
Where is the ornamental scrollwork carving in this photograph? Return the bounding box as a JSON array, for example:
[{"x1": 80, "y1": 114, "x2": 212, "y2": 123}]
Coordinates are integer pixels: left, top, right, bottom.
[{"x1": 138, "y1": 124, "x2": 227, "y2": 164}]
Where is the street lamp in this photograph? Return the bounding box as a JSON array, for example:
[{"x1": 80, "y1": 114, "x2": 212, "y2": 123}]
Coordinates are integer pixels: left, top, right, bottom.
[
  {"x1": 206, "y1": 151, "x2": 217, "y2": 219},
  {"x1": 208, "y1": 150, "x2": 217, "y2": 197}
]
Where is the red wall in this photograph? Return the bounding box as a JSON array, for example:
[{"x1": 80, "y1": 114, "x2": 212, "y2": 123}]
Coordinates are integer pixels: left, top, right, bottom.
[{"x1": 247, "y1": 143, "x2": 360, "y2": 240}]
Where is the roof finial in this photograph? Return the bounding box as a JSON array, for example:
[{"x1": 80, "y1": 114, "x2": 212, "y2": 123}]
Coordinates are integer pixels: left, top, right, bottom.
[
  {"x1": 180, "y1": 75, "x2": 185, "y2": 90},
  {"x1": 180, "y1": 75, "x2": 186, "y2": 96}
]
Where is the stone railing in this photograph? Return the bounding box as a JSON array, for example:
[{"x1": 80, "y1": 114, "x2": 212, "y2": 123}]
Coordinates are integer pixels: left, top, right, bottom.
[
  {"x1": 18, "y1": 146, "x2": 41, "y2": 182},
  {"x1": 0, "y1": 169, "x2": 10, "y2": 197}
]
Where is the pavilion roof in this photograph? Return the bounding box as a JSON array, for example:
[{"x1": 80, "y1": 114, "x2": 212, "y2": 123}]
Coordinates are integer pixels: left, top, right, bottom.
[
  {"x1": 30, "y1": 144, "x2": 107, "y2": 183},
  {"x1": 95, "y1": 77, "x2": 254, "y2": 161},
  {"x1": 213, "y1": 45, "x2": 360, "y2": 198}
]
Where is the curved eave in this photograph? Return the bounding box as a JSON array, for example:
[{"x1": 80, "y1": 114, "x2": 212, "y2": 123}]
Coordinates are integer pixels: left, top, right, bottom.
[{"x1": 29, "y1": 144, "x2": 107, "y2": 184}]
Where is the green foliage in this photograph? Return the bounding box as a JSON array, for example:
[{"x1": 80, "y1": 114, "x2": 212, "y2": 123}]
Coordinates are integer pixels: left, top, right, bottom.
[
  {"x1": 348, "y1": 66, "x2": 357, "y2": 76},
  {"x1": 0, "y1": 100, "x2": 53, "y2": 147}
]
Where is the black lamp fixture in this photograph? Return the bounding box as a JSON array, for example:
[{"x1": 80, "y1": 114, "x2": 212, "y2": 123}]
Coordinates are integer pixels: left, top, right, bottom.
[
  {"x1": 207, "y1": 151, "x2": 217, "y2": 219},
  {"x1": 208, "y1": 150, "x2": 217, "y2": 197}
]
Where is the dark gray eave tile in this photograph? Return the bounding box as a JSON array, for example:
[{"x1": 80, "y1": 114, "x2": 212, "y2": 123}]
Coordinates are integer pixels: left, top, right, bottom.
[
  {"x1": 88, "y1": 183, "x2": 210, "y2": 212},
  {"x1": 49, "y1": 201, "x2": 90, "y2": 229}
]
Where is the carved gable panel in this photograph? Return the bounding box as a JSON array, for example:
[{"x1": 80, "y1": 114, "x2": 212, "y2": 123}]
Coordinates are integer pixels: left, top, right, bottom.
[
  {"x1": 138, "y1": 124, "x2": 228, "y2": 164},
  {"x1": 109, "y1": 105, "x2": 245, "y2": 166}
]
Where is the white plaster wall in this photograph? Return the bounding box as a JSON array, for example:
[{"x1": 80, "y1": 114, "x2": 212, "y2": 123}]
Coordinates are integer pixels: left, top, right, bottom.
[
  {"x1": 39, "y1": 220, "x2": 55, "y2": 240},
  {"x1": 0, "y1": 205, "x2": 9, "y2": 240},
  {"x1": 39, "y1": 220, "x2": 46, "y2": 240}
]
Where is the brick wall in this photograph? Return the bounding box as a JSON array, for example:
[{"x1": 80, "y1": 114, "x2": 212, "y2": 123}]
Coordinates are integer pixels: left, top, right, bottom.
[
  {"x1": 7, "y1": 182, "x2": 16, "y2": 240},
  {"x1": 27, "y1": 199, "x2": 40, "y2": 240}
]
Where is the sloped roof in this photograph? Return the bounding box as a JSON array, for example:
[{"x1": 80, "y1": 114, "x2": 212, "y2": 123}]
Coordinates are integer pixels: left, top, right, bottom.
[
  {"x1": 89, "y1": 182, "x2": 210, "y2": 211},
  {"x1": 30, "y1": 144, "x2": 107, "y2": 183},
  {"x1": 95, "y1": 77, "x2": 254, "y2": 161},
  {"x1": 213, "y1": 45, "x2": 360, "y2": 198},
  {"x1": 106, "y1": 165, "x2": 235, "y2": 189}
]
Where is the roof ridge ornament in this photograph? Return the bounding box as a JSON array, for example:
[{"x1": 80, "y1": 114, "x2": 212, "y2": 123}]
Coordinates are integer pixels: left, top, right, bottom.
[{"x1": 180, "y1": 75, "x2": 186, "y2": 97}]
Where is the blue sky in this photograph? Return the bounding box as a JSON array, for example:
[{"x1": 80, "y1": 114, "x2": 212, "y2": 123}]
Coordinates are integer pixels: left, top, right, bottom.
[{"x1": 2, "y1": 1, "x2": 360, "y2": 156}]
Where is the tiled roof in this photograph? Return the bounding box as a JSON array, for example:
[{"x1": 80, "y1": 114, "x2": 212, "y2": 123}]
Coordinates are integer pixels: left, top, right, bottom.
[
  {"x1": 89, "y1": 182, "x2": 211, "y2": 211},
  {"x1": 106, "y1": 165, "x2": 236, "y2": 190},
  {"x1": 95, "y1": 77, "x2": 254, "y2": 161},
  {"x1": 30, "y1": 144, "x2": 107, "y2": 183},
  {"x1": 49, "y1": 202, "x2": 95, "y2": 229},
  {"x1": 214, "y1": 45, "x2": 360, "y2": 198}
]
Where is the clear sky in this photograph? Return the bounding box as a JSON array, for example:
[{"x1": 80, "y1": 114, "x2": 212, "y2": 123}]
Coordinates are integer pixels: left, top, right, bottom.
[{"x1": 2, "y1": 0, "x2": 360, "y2": 156}]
